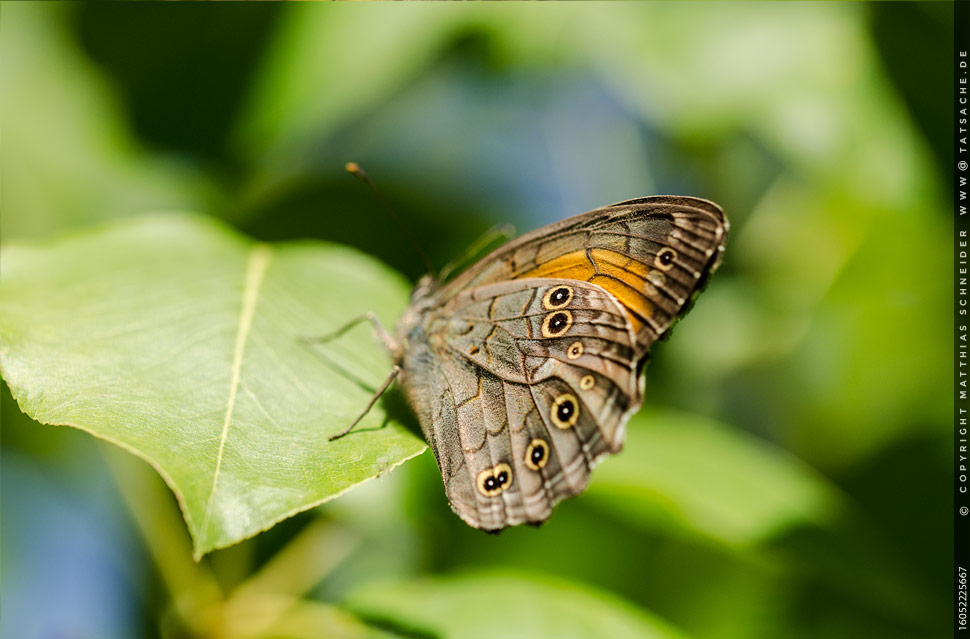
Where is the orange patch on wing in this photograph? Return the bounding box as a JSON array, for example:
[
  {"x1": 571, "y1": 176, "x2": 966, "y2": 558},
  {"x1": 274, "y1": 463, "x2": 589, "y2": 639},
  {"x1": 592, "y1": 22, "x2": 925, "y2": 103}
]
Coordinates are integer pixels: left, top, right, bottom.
[
  {"x1": 519, "y1": 249, "x2": 653, "y2": 332},
  {"x1": 518, "y1": 249, "x2": 596, "y2": 281},
  {"x1": 590, "y1": 249, "x2": 651, "y2": 283},
  {"x1": 588, "y1": 276, "x2": 648, "y2": 332}
]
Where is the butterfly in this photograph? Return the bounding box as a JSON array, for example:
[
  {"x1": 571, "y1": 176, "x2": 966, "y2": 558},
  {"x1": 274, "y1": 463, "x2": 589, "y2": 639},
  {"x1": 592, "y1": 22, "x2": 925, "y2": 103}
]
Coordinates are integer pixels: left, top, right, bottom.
[{"x1": 327, "y1": 195, "x2": 728, "y2": 531}]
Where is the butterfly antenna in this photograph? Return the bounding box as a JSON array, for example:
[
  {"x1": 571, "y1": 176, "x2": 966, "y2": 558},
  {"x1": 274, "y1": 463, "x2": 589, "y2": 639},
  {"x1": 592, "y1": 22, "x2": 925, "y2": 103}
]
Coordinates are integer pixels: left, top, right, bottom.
[
  {"x1": 345, "y1": 162, "x2": 435, "y2": 275},
  {"x1": 438, "y1": 223, "x2": 516, "y2": 282}
]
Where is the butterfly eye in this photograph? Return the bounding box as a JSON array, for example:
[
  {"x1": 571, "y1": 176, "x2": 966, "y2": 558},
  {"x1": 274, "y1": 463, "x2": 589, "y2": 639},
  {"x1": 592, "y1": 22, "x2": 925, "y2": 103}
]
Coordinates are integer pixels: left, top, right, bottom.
[
  {"x1": 525, "y1": 438, "x2": 550, "y2": 470},
  {"x1": 477, "y1": 463, "x2": 513, "y2": 496},
  {"x1": 551, "y1": 393, "x2": 580, "y2": 429},
  {"x1": 542, "y1": 286, "x2": 574, "y2": 310},
  {"x1": 655, "y1": 248, "x2": 677, "y2": 271},
  {"x1": 566, "y1": 341, "x2": 584, "y2": 360},
  {"x1": 541, "y1": 311, "x2": 573, "y2": 338}
]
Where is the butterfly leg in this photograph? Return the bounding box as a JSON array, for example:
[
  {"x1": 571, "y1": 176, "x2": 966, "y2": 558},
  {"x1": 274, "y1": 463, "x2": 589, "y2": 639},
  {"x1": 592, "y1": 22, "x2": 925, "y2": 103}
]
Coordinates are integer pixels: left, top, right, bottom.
[
  {"x1": 328, "y1": 365, "x2": 401, "y2": 441},
  {"x1": 298, "y1": 311, "x2": 397, "y2": 353}
]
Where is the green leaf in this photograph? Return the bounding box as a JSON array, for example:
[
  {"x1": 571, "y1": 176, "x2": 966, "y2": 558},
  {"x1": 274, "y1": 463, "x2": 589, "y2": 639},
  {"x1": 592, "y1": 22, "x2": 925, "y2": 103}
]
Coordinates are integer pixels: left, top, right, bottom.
[
  {"x1": 587, "y1": 408, "x2": 841, "y2": 546},
  {"x1": 0, "y1": 213, "x2": 427, "y2": 558},
  {"x1": 346, "y1": 570, "x2": 690, "y2": 639}
]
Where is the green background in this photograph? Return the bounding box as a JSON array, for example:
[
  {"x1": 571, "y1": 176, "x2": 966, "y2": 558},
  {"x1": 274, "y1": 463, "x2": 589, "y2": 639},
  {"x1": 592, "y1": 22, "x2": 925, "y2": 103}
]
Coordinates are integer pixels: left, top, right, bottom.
[{"x1": 0, "y1": 2, "x2": 952, "y2": 638}]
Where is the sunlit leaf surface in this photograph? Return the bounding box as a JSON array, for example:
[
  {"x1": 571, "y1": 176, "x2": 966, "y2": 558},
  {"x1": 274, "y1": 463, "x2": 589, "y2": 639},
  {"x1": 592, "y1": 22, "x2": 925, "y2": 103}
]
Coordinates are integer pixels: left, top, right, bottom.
[{"x1": 0, "y1": 214, "x2": 426, "y2": 557}]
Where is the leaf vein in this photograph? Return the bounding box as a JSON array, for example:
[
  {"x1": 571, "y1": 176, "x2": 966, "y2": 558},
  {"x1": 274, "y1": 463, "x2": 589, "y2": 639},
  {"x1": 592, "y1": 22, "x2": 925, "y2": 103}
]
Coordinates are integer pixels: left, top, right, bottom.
[{"x1": 200, "y1": 244, "x2": 272, "y2": 539}]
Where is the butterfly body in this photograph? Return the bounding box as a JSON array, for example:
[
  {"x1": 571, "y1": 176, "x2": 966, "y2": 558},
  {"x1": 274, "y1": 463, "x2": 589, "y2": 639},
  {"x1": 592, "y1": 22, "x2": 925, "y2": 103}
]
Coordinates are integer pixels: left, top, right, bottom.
[{"x1": 392, "y1": 196, "x2": 728, "y2": 531}]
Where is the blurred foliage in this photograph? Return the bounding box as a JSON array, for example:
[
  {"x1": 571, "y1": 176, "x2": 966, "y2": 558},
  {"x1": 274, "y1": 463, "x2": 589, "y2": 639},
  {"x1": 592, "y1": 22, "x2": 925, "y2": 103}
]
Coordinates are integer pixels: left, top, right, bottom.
[
  {"x1": 0, "y1": 2, "x2": 951, "y2": 639},
  {"x1": 345, "y1": 570, "x2": 688, "y2": 639}
]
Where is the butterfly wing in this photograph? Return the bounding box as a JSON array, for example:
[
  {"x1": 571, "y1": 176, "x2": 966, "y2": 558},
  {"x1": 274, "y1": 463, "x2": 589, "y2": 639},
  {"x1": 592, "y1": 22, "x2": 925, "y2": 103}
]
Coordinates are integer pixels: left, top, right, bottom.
[
  {"x1": 432, "y1": 196, "x2": 728, "y2": 354},
  {"x1": 398, "y1": 196, "x2": 728, "y2": 530},
  {"x1": 399, "y1": 279, "x2": 641, "y2": 529}
]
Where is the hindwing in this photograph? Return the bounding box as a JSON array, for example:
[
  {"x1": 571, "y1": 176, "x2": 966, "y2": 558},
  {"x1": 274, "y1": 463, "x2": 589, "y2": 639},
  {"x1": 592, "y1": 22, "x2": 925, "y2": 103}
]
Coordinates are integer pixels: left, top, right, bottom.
[{"x1": 408, "y1": 279, "x2": 641, "y2": 529}]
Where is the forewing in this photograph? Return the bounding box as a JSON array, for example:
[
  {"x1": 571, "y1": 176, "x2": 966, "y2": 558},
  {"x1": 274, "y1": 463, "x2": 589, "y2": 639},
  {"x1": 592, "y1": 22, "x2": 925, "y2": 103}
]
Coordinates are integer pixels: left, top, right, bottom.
[{"x1": 434, "y1": 196, "x2": 728, "y2": 353}]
